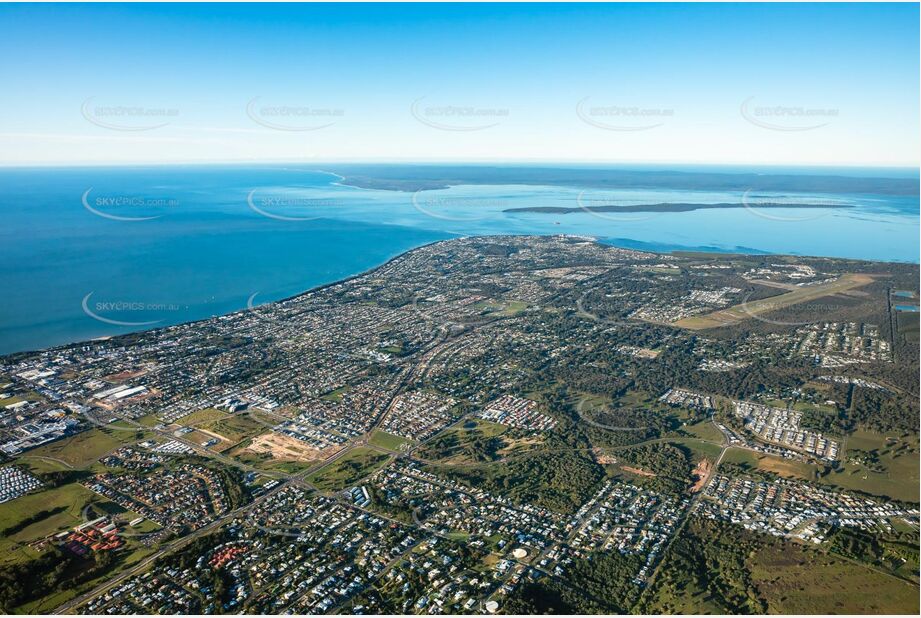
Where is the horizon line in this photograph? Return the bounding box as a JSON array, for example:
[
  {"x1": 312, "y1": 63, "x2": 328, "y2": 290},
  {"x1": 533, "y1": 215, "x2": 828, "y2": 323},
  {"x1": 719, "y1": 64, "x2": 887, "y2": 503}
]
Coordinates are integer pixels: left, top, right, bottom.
[{"x1": 1, "y1": 159, "x2": 918, "y2": 173}]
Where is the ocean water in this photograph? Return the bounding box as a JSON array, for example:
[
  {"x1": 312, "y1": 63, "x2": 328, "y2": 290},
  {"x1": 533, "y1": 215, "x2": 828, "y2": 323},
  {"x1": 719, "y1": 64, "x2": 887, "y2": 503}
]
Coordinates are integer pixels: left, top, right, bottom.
[{"x1": 0, "y1": 165, "x2": 917, "y2": 355}]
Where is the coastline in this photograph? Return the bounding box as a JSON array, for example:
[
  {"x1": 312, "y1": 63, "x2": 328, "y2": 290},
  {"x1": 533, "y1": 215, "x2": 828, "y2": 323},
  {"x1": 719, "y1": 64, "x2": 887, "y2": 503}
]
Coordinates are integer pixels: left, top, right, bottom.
[
  {"x1": 3, "y1": 233, "x2": 916, "y2": 361},
  {"x1": 0, "y1": 237, "x2": 456, "y2": 360}
]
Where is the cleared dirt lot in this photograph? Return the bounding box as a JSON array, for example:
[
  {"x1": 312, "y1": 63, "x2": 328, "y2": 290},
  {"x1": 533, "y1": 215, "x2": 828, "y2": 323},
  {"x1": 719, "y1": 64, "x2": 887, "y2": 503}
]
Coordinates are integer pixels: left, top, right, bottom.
[{"x1": 244, "y1": 431, "x2": 334, "y2": 462}]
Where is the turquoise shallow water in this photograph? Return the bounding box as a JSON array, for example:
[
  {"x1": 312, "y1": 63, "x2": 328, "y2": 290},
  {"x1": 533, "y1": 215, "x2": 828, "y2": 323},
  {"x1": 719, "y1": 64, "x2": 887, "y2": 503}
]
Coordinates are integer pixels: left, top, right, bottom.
[{"x1": 0, "y1": 165, "x2": 917, "y2": 355}]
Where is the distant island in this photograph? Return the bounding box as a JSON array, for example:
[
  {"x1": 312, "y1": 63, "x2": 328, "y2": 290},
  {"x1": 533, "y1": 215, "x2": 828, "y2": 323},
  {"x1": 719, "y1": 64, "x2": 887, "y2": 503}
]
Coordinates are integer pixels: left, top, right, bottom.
[
  {"x1": 503, "y1": 201, "x2": 851, "y2": 214},
  {"x1": 327, "y1": 164, "x2": 919, "y2": 195}
]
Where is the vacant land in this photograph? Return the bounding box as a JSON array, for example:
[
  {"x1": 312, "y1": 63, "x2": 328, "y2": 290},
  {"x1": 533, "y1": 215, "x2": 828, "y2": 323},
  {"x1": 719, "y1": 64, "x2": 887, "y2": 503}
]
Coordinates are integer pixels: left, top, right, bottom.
[
  {"x1": 474, "y1": 299, "x2": 528, "y2": 316},
  {"x1": 135, "y1": 413, "x2": 163, "y2": 427},
  {"x1": 665, "y1": 437, "x2": 724, "y2": 463},
  {"x1": 621, "y1": 465, "x2": 656, "y2": 478},
  {"x1": 415, "y1": 419, "x2": 510, "y2": 465},
  {"x1": 367, "y1": 430, "x2": 412, "y2": 452},
  {"x1": 822, "y1": 429, "x2": 920, "y2": 502},
  {"x1": 320, "y1": 386, "x2": 351, "y2": 402},
  {"x1": 682, "y1": 420, "x2": 725, "y2": 444},
  {"x1": 197, "y1": 414, "x2": 264, "y2": 445},
  {"x1": 750, "y1": 539, "x2": 919, "y2": 614},
  {"x1": 0, "y1": 483, "x2": 100, "y2": 565},
  {"x1": 22, "y1": 428, "x2": 130, "y2": 468},
  {"x1": 307, "y1": 446, "x2": 392, "y2": 491},
  {"x1": 643, "y1": 516, "x2": 918, "y2": 614},
  {"x1": 175, "y1": 407, "x2": 229, "y2": 425},
  {"x1": 722, "y1": 447, "x2": 820, "y2": 479},
  {"x1": 720, "y1": 442, "x2": 919, "y2": 502},
  {"x1": 240, "y1": 431, "x2": 330, "y2": 462},
  {"x1": 675, "y1": 273, "x2": 875, "y2": 330}
]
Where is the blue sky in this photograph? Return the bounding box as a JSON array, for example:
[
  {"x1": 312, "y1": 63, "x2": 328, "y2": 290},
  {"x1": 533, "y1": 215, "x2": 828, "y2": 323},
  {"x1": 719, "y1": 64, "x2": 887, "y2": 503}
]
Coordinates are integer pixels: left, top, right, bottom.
[{"x1": 0, "y1": 2, "x2": 917, "y2": 166}]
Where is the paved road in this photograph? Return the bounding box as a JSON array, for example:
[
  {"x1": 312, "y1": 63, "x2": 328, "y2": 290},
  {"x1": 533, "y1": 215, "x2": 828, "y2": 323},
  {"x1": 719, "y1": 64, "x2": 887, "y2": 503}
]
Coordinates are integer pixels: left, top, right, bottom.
[
  {"x1": 636, "y1": 417, "x2": 729, "y2": 606},
  {"x1": 19, "y1": 454, "x2": 75, "y2": 470},
  {"x1": 54, "y1": 328, "x2": 457, "y2": 614},
  {"x1": 55, "y1": 307, "x2": 559, "y2": 614},
  {"x1": 53, "y1": 475, "x2": 297, "y2": 614}
]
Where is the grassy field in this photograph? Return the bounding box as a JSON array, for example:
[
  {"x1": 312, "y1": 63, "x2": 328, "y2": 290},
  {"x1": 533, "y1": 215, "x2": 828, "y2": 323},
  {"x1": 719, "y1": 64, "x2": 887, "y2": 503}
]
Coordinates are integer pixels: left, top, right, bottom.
[
  {"x1": 197, "y1": 414, "x2": 264, "y2": 445},
  {"x1": 750, "y1": 540, "x2": 919, "y2": 614},
  {"x1": 321, "y1": 386, "x2": 350, "y2": 402},
  {"x1": 0, "y1": 483, "x2": 100, "y2": 565},
  {"x1": 307, "y1": 446, "x2": 392, "y2": 491},
  {"x1": 763, "y1": 397, "x2": 790, "y2": 410},
  {"x1": 793, "y1": 400, "x2": 838, "y2": 415},
  {"x1": 461, "y1": 418, "x2": 507, "y2": 438},
  {"x1": 644, "y1": 516, "x2": 919, "y2": 615},
  {"x1": 721, "y1": 447, "x2": 822, "y2": 481},
  {"x1": 721, "y1": 440, "x2": 919, "y2": 503},
  {"x1": 675, "y1": 273, "x2": 875, "y2": 330},
  {"x1": 231, "y1": 449, "x2": 314, "y2": 475},
  {"x1": 368, "y1": 430, "x2": 412, "y2": 452},
  {"x1": 665, "y1": 437, "x2": 724, "y2": 462},
  {"x1": 175, "y1": 407, "x2": 229, "y2": 425},
  {"x1": 173, "y1": 408, "x2": 266, "y2": 448},
  {"x1": 682, "y1": 420, "x2": 725, "y2": 444},
  {"x1": 0, "y1": 388, "x2": 43, "y2": 407},
  {"x1": 820, "y1": 429, "x2": 919, "y2": 502},
  {"x1": 16, "y1": 455, "x2": 74, "y2": 475},
  {"x1": 473, "y1": 299, "x2": 529, "y2": 316},
  {"x1": 415, "y1": 419, "x2": 512, "y2": 465},
  {"x1": 135, "y1": 413, "x2": 162, "y2": 427},
  {"x1": 21, "y1": 428, "x2": 129, "y2": 468}
]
